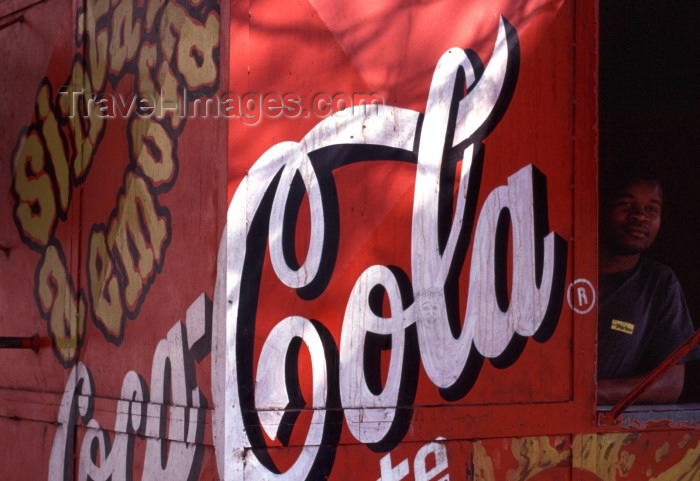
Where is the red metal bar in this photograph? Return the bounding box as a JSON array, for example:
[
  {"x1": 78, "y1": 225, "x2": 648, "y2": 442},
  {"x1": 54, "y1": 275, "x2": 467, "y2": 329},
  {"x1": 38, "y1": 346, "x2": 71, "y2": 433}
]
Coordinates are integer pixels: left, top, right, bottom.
[
  {"x1": 601, "y1": 328, "x2": 700, "y2": 423},
  {"x1": 0, "y1": 335, "x2": 39, "y2": 352}
]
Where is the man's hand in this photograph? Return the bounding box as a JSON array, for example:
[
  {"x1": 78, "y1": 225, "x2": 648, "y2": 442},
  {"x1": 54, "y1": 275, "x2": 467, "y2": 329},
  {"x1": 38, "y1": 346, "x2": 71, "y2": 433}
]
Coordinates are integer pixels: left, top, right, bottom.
[{"x1": 597, "y1": 363, "x2": 685, "y2": 405}]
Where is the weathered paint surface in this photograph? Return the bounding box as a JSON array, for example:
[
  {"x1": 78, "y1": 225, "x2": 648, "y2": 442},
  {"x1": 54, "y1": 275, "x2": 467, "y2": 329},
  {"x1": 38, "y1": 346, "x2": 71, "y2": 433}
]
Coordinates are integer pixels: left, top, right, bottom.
[
  {"x1": 1, "y1": 0, "x2": 223, "y2": 479},
  {"x1": 0, "y1": 0, "x2": 697, "y2": 480}
]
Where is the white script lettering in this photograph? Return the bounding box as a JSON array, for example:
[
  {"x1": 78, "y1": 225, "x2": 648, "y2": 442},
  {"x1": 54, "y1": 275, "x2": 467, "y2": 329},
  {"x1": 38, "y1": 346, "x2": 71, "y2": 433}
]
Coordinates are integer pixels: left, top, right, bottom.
[{"x1": 211, "y1": 16, "x2": 567, "y2": 480}]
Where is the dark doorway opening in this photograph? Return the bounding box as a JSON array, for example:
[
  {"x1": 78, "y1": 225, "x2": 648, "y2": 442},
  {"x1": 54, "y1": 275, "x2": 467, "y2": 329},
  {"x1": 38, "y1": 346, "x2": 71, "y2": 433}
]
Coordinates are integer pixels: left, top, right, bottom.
[{"x1": 599, "y1": 2, "x2": 700, "y2": 402}]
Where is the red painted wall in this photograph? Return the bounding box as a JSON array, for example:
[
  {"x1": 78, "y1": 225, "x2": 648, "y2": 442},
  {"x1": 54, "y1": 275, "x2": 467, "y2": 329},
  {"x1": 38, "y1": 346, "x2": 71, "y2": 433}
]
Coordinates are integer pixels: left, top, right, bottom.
[{"x1": 0, "y1": 1, "x2": 698, "y2": 480}]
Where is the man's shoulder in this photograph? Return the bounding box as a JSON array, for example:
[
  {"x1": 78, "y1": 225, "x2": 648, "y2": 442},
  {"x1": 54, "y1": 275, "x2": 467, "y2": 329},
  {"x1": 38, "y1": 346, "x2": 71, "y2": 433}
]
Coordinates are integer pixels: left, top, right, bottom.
[
  {"x1": 636, "y1": 257, "x2": 679, "y2": 286},
  {"x1": 637, "y1": 258, "x2": 671, "y2": 274}
]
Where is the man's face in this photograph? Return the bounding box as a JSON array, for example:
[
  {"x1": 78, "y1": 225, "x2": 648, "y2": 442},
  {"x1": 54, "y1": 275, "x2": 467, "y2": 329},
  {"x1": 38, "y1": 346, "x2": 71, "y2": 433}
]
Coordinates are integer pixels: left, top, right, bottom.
[{"x1": 601, "y1": 180, "x2": 663, "y2": 255}]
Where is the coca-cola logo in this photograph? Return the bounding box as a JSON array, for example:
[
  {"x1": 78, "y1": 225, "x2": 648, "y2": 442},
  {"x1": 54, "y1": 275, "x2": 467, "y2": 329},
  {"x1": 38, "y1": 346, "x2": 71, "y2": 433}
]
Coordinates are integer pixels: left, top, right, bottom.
[{"x1": 211, "y1": 16, "x2": 567, "y2": 480}]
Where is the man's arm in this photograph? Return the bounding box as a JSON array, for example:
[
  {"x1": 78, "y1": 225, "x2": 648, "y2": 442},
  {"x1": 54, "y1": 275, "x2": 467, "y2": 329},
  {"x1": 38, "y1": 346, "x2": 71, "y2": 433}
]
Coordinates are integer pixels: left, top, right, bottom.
[{"x1": 597, "y1": 363, "x2": 685, "y2": 405}]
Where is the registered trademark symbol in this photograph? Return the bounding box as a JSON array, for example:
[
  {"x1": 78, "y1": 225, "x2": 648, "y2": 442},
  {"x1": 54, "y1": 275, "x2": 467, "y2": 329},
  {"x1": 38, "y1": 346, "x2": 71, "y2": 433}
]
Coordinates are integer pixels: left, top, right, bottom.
[{"x1": 566, "y1": 278, "x2": 596, "y2": 314}]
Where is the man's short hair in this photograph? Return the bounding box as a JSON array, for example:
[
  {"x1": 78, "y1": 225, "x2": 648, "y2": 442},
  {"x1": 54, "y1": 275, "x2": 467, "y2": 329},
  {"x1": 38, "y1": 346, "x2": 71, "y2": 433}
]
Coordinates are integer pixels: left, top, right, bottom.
[{"x1": 599, "y1": 161, "x2": 663, "y2": 206}]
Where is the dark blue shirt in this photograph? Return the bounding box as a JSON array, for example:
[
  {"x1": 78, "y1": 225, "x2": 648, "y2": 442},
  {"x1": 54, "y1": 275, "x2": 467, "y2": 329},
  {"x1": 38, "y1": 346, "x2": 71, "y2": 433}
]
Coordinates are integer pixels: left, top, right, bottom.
[{"x1": 598, "y1": 258, "x2": 700, "y2": 380}]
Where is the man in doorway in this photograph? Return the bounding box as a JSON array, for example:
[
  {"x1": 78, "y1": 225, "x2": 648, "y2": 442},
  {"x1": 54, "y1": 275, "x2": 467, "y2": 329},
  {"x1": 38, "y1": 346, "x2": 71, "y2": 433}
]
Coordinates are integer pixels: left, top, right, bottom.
[{"x1": 597, "y1": 171, "x2": 699, "y2": 404}]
